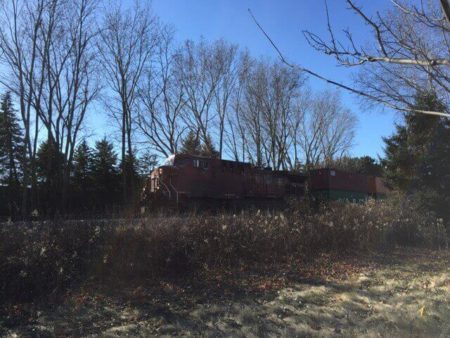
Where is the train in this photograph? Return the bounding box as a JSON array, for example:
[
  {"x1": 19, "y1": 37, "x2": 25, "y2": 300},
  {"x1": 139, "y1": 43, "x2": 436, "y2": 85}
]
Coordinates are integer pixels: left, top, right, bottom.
[{"x1": 140, "y1": 153, "x2": 389, "y2": 211}]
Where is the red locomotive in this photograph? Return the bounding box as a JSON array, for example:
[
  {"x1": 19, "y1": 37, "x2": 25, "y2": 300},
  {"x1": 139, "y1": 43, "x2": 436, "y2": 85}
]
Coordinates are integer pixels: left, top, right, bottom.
[
  {"x1": 141, "y1": 154, "x2": 389, "y2": 210},
  {"x1": 141, "y1": 153, "x2": 305, "y2": 210}
]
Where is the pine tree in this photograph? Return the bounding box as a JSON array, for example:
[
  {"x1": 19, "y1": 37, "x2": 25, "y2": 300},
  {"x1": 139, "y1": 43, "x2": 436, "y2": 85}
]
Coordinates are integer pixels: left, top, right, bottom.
[
  {"x1": 73, "y1": 140, "x2": 93, "y2": 185},
  {"x1": 331, "y1": 156, "x2": 383, "y2": 176},
  {"x1": 71, "y1": 140, "x2": 94, "y2": 211},
  {"x1": 0, "y1": 92, "x2": 25, "y2": 186},
  {"x1": 0, "y1": 92, "x2": 25, "y2": 218},
  {"x1": 180, "y1": 130, "x2": 201, "y2": 155},
  {"x1": 91, "y1": 138, "x2": 120, "y2": 207},
  {"x1": 35, "y1": 140, "x2": 65, "y2": 215},
  {"x1": 136, "y1": 151, "x2": 158, "y2": 176},
  {"x1": 383, "y1": 125, "x2": 412, "y2": 190},
  {"x1": 382, "y1": 91, "x2": 449, "y2": 218},
  {"x1": 36, "y1": 140, "x2": 64, "y2": 184},
  {"x1": 120, "y1": 152, "x2": 140, "y2": 202},
  {"x1": 92, "y1": 138, "x2": 118, "y2": 172},
  {"x1": 200, "y1": 133, "x2": 219, "y2": 158}
]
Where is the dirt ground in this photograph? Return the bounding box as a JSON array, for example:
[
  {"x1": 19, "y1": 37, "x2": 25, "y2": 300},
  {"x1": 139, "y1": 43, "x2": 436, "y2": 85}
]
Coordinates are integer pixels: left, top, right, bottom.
[{"x1": 2, "y1": 247, "x2": 449, "y2": 337}]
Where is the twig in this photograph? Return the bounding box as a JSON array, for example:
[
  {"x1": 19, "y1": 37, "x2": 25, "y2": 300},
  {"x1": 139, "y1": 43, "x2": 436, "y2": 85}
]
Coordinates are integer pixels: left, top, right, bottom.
[{"x1": 247, "y1": 8, "x2": 450, "y2": 118}]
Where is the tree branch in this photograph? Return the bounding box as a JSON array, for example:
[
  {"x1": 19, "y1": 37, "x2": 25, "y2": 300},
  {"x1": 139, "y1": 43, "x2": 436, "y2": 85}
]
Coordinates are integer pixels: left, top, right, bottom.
[
  {"x1": 440, "y1": 0, "x2": 450, "y2": 22},
  {"x1": 248, "y1": 8, "x2": 450, "y2": 118}
]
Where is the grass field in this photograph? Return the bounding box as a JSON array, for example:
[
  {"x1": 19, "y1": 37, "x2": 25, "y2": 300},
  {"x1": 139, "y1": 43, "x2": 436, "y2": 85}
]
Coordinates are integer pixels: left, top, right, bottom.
[{"x1": 2, "y1": 247, "x2": 449, "y2": 337}]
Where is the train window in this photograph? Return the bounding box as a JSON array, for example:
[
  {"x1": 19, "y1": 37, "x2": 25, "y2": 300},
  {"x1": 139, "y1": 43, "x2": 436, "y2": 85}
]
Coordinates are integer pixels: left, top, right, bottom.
[
  {"x1": 194, "y1": 159, "x2": 208, "y2": 169},
  {"x1": 175, "y1": 158, "x2": 190, "y2": 167},
  {"x1": 201, "y1": 161, "x2": 208, "y2": 169}
]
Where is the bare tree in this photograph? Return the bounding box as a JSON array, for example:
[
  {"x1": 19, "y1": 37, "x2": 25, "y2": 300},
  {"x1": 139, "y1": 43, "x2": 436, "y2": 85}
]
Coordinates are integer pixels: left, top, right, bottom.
[
  {"x1": 225, "y1": 108, "x2": 249, "y2": 162},
  {"x1": 211, "y1": 40, "x2": 239, "y2": 159},
  {"x1": 302, "y1": 0, "x2": 450, "y2": 116},
  {"x1": 50, "y1": 0, "x2": 99, "y2": 210},
  {"x1": 286, "y1": 89, "x2": 311, "y2": 170},
  {"x1": 174, "y1": 39, "x2": 223, "y2": 149},
  {"x1": 30, "y1": 0, "x2": 99, "y2": 211},
  {"x1": 225, "y1": 52, "x2": 252, "y2": 162},
  {"x1": 0, "y1": 0, "x2": 99, "y2": 216},
  {"x1": 239, "y1": 60, "x2": 265, "y2": 166},
  {"x1": 234, "y1": 58, "x2": 304, "y2": 169},
  {"x1": 249, "y1": 2, "x2": 449, "y2": 117},
  {"x1": 137, "y1": 26, "x2": 186, "y2": 158},
  {"x1": 297, "y1": 89, "x2": 357, "y2": 168},
  {"x1": 261, "y1": 62, "x2": 304, "y2": 170},
  {"x1": 98, "y1": 0, "x2": 158, "y2": 200},
  {"x1": 317, "y1": 91, "x2": 357, "y2": 165},
  {"x1": 0, "y1": 0, "x2": 47, "y2": 217},
  {"x1": 297, "y1": 98, "x2": 327, "y2": 167}
]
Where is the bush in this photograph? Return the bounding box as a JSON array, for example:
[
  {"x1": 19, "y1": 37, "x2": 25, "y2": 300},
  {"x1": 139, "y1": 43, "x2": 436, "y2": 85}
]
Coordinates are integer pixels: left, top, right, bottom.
[
  {"x1": 0, "y1": 198, "x2": 447, "y2": 304},
  {"x1": 0, "y1": 221, "x2": 106, "y2": 303}
]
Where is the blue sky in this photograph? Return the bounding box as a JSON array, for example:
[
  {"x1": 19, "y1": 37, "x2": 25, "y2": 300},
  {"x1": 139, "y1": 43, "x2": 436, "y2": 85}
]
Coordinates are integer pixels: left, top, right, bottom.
[{"x1": 146, "y1": 0, "x2": 400, "y2": 159}]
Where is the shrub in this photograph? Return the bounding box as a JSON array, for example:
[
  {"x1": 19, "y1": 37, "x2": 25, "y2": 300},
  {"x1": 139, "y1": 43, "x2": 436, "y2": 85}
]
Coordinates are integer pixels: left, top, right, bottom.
[
  {"x1": 0, "y1": 198, "x2": 447, "y2": 304},
  {"x1": 0, "y1": 221, "x2": 106, "y2": 303}
]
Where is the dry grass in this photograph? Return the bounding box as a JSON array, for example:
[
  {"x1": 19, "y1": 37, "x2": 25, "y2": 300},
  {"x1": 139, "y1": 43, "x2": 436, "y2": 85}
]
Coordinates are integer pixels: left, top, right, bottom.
[
  {"x1": 1, "y1": 199, "x2": 448, "y2": 307},
  {"x1": 2, "y1": 248, "x2": 449, "y2": 337}
]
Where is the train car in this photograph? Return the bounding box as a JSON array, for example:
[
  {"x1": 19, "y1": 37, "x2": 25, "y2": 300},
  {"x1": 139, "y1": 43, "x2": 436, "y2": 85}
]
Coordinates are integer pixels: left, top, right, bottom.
[
  {"x1": 309, "y1": 168, "x2": 389, "y2": 202},
  {"x1": 367, "y1": 176, "x2": 390, "y2": 198},
  {"x1": 141, "y1": 154, "x2": 305, "y2": 210}
]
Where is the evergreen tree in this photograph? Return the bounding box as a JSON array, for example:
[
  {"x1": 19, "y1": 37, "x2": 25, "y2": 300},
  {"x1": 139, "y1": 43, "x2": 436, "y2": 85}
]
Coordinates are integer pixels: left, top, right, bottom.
[
  {"x1": 91, "y1": 138, "x2": 120, "y2": 207},
  {"x1": 136, "y1": 151, "x2": 158, "y2": 177},
  {"x1": 200, "y1": 133, "x2": 219, "y2": 158},
  {"x1": 382, "y1": 91, "x2": 449, "y2": 218},
  {"x1": 180, "y1": 130, "x2": 201, "y2": 155},
  {"x1": 383, "y1": 124, "x2": 412, "y2": 190},
  {"x1": 0, "y1": 92, "x2": 25, "y2": 218},
  {"x1": 72, "y1": 140, "x2": 93, "y2": 185},
  {"x1": 35, "y1": 140, "x2": 65, "y2": 215},
  {"x1": 331, "y1": 156, "x2": 383, "y2": 176},
  {"x1": 71, "y1": 140, "x2": 94, "y2": 210},
  {"x1": 36, "y1": 140, "x2": 64, "y2": 184},
  {"x1": 357, "y1": 156, "x2": 383, "y2": 177},
  {"x1": 180, "y1": 131, "x2": 219, "y2": 158},
  {"x1": 0, "y1": 92, "x2": 24, "y2": 186},
  {"x1": 120, "y1": 152, "x2": 140, "y2": 203}
]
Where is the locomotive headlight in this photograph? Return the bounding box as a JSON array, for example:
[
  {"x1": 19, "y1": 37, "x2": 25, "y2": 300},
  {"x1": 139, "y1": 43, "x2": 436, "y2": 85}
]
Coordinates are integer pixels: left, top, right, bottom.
[{"x1": 158, "y1": 168, "x2": 163, "y2": 175}]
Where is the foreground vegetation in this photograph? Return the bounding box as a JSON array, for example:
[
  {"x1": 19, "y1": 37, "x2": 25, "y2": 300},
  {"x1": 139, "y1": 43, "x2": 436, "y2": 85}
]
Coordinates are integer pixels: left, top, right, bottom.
[
  {"x1": 1, "y1": 199, "x2": 449, "y2": 336},
  {"x1": 2, "y1": 247, "x2": 449, "y2": 337},
  {"x1": 1, "y1": 199, "x2": 447, "y2": 305}
]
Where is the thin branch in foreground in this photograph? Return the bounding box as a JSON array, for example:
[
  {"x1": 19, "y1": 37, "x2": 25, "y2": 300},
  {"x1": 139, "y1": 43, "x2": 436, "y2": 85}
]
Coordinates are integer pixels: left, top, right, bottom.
[
  {"x1": 440, "y1": 0, "x2": 450, "y2": 23},
  {"x1": 247, "y1": 8, "x2": 450, "y2": 118}
]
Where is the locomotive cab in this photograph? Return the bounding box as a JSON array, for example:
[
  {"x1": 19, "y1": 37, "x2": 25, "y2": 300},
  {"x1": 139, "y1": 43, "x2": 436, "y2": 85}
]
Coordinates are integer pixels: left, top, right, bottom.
[
  {"x1": 142, "y1": 155, "x2": 177, "y2": 204},
  {"x1": 148, "y1": 155, "x2": 177, "y2": 192},
  {"x1": 142, "y1": 154, "x2": 211, "y2": 206}
]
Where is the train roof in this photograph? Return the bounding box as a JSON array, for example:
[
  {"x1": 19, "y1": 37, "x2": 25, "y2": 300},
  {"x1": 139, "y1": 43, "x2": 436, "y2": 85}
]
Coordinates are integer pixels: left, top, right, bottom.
[{"x1": 174, "y1": 153, "x2": 252, "y2": 167}]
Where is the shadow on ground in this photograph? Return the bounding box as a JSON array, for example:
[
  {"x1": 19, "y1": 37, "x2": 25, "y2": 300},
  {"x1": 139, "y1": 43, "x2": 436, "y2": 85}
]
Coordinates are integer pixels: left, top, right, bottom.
[{"x1": 2, "y1": 248, "x2": 449, "y2": 337}]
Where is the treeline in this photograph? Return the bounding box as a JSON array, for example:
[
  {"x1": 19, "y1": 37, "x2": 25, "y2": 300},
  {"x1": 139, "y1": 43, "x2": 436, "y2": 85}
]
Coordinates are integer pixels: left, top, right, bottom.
[
  {"x1": 0, "y1": 90, "x2": 156, "y2": 217},
  {"x1": 0, "y1": 1, "x2": 448, "y2": 220},
  {"x1": 0, "y1": 0, "x2": 358, "y2": 218}
]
